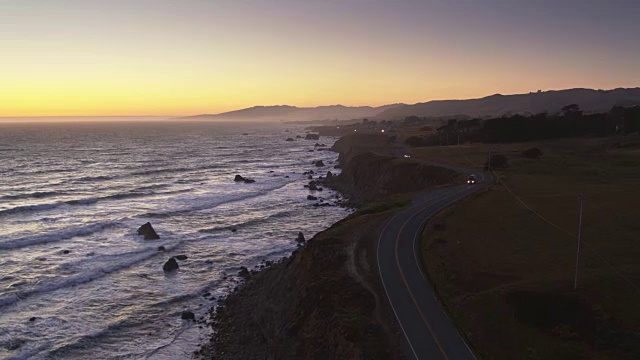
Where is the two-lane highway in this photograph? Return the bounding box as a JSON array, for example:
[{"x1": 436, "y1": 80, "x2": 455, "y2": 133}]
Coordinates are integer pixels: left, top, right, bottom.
[{"x1": 378, "y1": 172, "x2": 491, "y2": 359}]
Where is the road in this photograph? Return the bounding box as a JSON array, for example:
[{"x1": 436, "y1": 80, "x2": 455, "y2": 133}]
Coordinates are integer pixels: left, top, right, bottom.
[{"x1": 377, "y1": 171, "x2": 492, "y2": 360}]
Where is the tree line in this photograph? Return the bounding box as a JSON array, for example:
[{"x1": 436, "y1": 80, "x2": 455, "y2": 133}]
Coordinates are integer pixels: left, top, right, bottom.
[{"x1": 405, "y1": 105, "x2": 640, "y2": 147}]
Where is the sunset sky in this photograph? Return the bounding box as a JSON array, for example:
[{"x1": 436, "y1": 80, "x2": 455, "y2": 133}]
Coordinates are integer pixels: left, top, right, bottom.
[{"x1": 1, "y1": 0, "x2": 639, "y2": 117}]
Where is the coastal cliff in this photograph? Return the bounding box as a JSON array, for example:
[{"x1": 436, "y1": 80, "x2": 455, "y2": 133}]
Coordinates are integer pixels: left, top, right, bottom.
[
  {"x1": 329, "y1": 134, "x2": 460, "y2": 204},
  {"x1": 199, "y1": 133, "x2": 462, "y2": 359}
]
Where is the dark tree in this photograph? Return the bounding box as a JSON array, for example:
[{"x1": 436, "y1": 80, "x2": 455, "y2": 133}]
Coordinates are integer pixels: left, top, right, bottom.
[
  {"x1": 562, "y1": 104, "x2": 583, "y2": 116},
  {"x1": 404, "y1": 116, "x2": 421, "y2": 126}
]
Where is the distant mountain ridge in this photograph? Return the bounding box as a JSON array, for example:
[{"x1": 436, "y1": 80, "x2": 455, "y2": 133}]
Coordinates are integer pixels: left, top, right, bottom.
[
  {"x1": 178, "y1": 88, "x2": 640, "y2": 122},
  {"x1": 179, "y1": 104, "x2": 403, "y2": 122},
  {"x1": 373, "y1": 88, "x2": 640, "y2": 120}
]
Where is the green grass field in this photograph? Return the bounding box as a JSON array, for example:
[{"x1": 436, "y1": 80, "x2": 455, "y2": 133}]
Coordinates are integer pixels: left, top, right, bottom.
[{"x1": 416, "y1": 136, "x2": 640, "y2": 360}]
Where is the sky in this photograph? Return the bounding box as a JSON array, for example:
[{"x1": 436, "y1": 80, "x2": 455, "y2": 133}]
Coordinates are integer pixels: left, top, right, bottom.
[{"x1": 1, "y1": 0, "x2": 639, "y2": 117}]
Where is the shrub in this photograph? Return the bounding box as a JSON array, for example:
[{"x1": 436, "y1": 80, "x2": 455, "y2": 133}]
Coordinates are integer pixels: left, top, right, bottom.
[
  {"x1": 522, "y1": 147, "x2": 542, "y2": 158},
  {"x1": 484, "y1": 154, "x2": 508, "y2": 170},
  {"x1": 405, "y1": 136, "x2": 429, "y2": 147}
]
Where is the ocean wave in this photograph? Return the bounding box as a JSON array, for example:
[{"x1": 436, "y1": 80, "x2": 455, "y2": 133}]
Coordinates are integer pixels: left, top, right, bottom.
[
  {"x1": 5, "y1": 341, "x2": 53, "y2": 360},
  {"x1": 197, "y1": 207, "x2": 297, "y2": 233},
  {"x1": 41, "y1": 318, "x2": 140, "y2": 359},
  {"x1": 0, "y1": 202, "x2": 63, "y2": 217},
  {"x1": 142, "y1": 180, "x2": 292, "y2": 218},
  {"x1": 11, "y1": 167, "x2": 76, "y2": 177},
  {"x1": 0, "y1": 191, "x2": 62, "y2": 201},
  {"x1": 0, "y1": 188, "x2": 193, "y2": 217},
  {"x1": 0, "y1": 221, "x2": 117, "y2": 250},
  {"x1": 130, "y1": 167, "x2": 195, "y2": 176},
  {"x1": 70, "y1": 175, "x2": 115, "y2": 183},
  {"x1": 0, "y1": 246, "x2": 166, "y2": 309}
]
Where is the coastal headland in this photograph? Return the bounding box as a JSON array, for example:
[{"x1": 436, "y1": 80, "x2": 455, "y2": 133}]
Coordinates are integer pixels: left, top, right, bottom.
[
  {"x1": 199, "y1": 128, "x2": 640, "y2": 360},
  {"x1": 198, "y1": 133, "x2": 463, "y2": 359}
]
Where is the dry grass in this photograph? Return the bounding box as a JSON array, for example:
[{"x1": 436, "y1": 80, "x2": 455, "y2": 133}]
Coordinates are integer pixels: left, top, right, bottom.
[
  {"x1": 393, "y1": 125, "x2": 436, "y2": 141},
  {"x1": 417, "y1": 136, "x2": 640, "y2": 360}
]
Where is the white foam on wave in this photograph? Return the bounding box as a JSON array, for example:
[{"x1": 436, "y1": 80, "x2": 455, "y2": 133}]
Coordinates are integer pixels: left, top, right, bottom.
[
  {"x1": 0, "y1": 221, "x2": 117, "y2": 250},
  {"x1": 0, "y1": 243, "x2": 178, "y2": 309},
  {"x1": 143, "y1": 179, "x2": 294, "y2": 218},
  {"x1": 0, "y1": 187, "x2": 194, "y2": 219},
  {"x1": 0, "y1": 124, "x2": 344, "y2": 360},
  {"x1": 0, "y1": 202, "x2": 62, "y2": 217}
]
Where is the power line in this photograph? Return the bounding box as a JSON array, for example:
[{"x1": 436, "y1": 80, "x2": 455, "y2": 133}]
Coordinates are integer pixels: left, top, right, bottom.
[{"x1": 454, "y1": 146, "x2": 640, "y2": 293}]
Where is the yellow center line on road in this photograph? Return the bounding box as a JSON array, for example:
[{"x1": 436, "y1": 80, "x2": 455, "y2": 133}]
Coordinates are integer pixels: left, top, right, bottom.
[{"x1": 392, "y1": 186, "x2": 469, "y2": 360}]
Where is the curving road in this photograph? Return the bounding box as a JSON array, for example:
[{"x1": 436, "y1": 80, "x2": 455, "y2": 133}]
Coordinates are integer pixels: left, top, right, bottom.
[{"x1": 377, "y1": 171, "x2": 492, "y2": 360}]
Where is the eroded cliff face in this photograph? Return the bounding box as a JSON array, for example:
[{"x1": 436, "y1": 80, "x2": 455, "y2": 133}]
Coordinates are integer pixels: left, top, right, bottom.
[
  {"x1": 202, "y1": 212, "x2": 399, "y2": 360},
  {"x1": 200, "y1": 134, "x2": 461, "y2": 360},
  {"x1": 330, "y1": 134, "x2": 460, "y2": 203}
]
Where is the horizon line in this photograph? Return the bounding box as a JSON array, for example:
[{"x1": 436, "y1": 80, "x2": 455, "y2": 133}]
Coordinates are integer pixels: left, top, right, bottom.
[{"x1": 3, "y1": 86, "x2": 638, "y2": 118}]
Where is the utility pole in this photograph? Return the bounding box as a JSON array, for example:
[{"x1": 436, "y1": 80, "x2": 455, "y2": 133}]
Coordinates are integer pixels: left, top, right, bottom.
[{"x1": 574, "y1": 194, "x2": 585, "y2": 290}]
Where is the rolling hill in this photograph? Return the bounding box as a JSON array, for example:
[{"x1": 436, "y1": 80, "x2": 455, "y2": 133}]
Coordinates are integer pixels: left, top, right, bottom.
[
  {"x1": 178, "y1": 88, "x2": 640, "y2": 122},
  {"x1": 372, "y1": 88, "x2": 640, "y2": 120},
  {"x1": 178, "y1": 104, "x2": 403, "y2": 122}
]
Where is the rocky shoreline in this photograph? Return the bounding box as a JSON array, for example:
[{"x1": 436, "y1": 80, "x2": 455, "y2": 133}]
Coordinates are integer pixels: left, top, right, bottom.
[{"x1": 196, "y1": 133, "x2": 461, "y2": 359}]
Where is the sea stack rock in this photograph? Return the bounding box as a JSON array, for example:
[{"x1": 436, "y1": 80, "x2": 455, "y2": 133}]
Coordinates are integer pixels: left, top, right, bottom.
[
  {"x1": 163, "y1": 258, "x2": 179, "y2": 272},
  {"x1": 315, "y1": 160, "x2": 324, "y2": 167},
  {"x1": 307, "y1": 195, "x2": 318, "y2": 201},
  {"x1": 137, "y1": 222, "x2": 160, "y2": 240},
  {"x1": 305, "y1": 133, "x2": 320, "y2": 140},
  {"x1": 326, "y1": 171, "x2": 333, "y2": 179},
  {"x1": 296, "y1": 232, "x2": 305, "y2": 243},
  {"x1": 234, "y1": 175, "x2": 245, "y2": 182},
  {"x1": 308, "y1": 181, "x2": 318, "y2": 191}
]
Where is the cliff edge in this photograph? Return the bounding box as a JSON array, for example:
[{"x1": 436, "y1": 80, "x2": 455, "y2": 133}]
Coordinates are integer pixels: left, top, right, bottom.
[{"x1": 199, "y1": 133, "x2": 462, "y2": 359}]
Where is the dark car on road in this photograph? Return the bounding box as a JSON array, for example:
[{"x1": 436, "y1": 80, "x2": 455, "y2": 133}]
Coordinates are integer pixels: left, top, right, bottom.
[{"x1": 467, "y1": 174, "x2": 476, "y2": 184}]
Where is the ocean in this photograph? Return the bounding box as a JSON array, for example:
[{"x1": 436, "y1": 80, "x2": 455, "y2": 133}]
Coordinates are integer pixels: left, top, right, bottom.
[{"x1": 0, "y1": 121, "x2": 347, "y2": 359}]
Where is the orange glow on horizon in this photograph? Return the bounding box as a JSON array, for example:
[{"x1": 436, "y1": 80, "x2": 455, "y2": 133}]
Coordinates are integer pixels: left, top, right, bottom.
[{"x1": 2, "y1": 1, "x2": 638, "y2": 118}]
